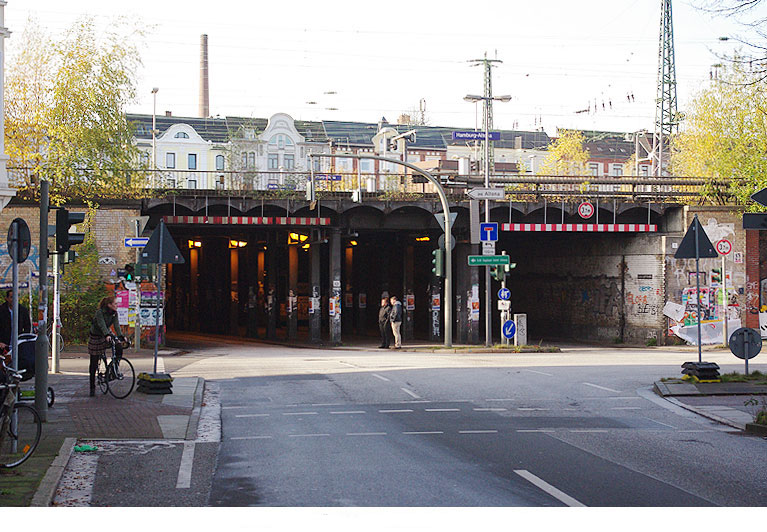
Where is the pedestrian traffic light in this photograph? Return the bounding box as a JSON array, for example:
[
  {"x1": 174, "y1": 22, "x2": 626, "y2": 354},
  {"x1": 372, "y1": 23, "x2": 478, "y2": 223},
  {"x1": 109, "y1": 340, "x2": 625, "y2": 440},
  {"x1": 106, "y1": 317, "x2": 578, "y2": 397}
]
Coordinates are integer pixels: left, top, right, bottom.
[
  {"x1": 431, "y1": 248, "x2": 444, "y2": 277},
  {"x1": 491, "y1": 265, "x2": 505, "y2": 282},
  {"x1": 124, "y1": 263, "x2": 135, "y2": 281},
  {"x1": 55, "y1": 209, "x2": 85, "y2": 254}
]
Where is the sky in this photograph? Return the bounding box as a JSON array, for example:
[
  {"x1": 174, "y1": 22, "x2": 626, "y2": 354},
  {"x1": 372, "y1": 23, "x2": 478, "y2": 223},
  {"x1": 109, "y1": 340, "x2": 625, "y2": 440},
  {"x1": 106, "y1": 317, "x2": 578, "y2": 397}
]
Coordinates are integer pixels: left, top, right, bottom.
[{"x1": 5, "y1": 0, "x2": 766, "y2": 136}]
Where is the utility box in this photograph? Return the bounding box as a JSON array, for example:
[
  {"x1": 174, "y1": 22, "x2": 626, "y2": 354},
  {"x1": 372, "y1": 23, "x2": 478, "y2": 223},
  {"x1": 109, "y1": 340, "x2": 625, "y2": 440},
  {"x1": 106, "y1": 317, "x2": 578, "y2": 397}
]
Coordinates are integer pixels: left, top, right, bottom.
[{"x1": 513, "y1": 313, "x2": 527, "y2": 347}]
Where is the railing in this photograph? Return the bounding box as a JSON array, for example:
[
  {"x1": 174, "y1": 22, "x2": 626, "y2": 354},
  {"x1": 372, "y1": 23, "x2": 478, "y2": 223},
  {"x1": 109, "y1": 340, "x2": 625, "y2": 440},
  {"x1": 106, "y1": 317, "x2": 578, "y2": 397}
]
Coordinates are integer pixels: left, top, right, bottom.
[{"x1": 7, "y1": 167, "x2": 731, "y2": 203}]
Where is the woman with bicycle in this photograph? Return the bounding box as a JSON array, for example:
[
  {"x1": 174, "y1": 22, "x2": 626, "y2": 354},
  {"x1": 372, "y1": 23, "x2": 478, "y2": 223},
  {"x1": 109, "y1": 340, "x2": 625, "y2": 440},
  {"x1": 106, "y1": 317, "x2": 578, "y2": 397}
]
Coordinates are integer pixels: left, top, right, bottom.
[{"x1": 88, "y1": 296, "x2": 124, "y2": 397}]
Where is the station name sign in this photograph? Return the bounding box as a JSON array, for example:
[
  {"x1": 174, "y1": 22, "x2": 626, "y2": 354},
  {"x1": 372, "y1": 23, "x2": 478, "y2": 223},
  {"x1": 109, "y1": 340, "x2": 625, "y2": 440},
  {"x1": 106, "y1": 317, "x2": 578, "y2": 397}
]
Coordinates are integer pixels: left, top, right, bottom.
[{"x1": 452, "y1": 131, "x2": 501, "y2": 141}]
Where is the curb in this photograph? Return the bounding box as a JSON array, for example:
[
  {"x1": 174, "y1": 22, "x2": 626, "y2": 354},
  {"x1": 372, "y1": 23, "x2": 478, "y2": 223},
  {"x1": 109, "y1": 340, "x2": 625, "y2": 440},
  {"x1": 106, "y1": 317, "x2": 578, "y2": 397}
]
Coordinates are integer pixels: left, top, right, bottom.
[
  {"x1": 30, "y1": 437, "x2": 77, "y2": 507},
  {"x1": 664, "y1": 397, "x2": 746, "y2": 431},
  {"x1": 185, "y1": 377, "x2": 205, "y2": 441}
]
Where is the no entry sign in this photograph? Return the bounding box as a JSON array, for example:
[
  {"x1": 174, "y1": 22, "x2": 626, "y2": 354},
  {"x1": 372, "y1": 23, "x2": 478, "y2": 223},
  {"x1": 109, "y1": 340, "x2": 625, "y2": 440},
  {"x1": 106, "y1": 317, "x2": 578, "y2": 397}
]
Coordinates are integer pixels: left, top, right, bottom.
[{"x1": 578, "y1": 202, "x2": 594, "y2": 219}]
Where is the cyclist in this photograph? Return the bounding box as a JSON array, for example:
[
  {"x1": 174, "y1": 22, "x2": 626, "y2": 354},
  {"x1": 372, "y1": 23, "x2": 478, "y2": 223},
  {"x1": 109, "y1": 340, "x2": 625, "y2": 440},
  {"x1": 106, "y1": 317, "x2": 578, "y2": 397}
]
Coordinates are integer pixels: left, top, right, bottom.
[{"x1": 88, "y1": 296, "x2": 124, "y2": 397}]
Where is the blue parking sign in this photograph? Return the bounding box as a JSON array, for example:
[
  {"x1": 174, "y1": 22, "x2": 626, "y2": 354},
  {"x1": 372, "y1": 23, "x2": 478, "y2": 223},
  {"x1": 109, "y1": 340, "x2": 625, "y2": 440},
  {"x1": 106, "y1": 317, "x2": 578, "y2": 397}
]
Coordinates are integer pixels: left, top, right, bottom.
[{"x1": 479, "y1": 222, "x2": 498, "y2": 242}]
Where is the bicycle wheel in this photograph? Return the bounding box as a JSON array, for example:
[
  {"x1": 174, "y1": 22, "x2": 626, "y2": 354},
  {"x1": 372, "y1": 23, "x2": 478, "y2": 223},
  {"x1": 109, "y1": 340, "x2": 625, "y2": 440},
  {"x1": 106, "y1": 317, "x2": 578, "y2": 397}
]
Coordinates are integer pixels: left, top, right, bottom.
[
  {"x1": 106, "y1": 357, "x2": 135, "y2": 399},
  {"x1": 96, "y1": 357, "x2": 109, "y2": 395},
  {"x1": 47, "y1": 387, "x2": 55, "y2": 407},
  {"x1": 0, "y1": 403, "x2": 42, "y2": 468}
]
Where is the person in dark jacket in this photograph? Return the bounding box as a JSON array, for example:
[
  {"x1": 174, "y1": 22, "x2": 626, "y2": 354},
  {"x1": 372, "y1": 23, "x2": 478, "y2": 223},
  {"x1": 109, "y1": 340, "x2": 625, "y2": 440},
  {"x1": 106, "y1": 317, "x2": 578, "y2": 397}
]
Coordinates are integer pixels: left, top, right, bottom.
[
  {"x1": 88, "y1": 295, "x2": 124, "y2": 397},
  {"x1": 378, "y1": 296, "x2": 392, "y2": 349},
  {"x1": 0, "y1": 290, "x2": 31, "y2": 350},
  {"x1": 389, "y1": 295, "x2": 403, "y2": 349}
]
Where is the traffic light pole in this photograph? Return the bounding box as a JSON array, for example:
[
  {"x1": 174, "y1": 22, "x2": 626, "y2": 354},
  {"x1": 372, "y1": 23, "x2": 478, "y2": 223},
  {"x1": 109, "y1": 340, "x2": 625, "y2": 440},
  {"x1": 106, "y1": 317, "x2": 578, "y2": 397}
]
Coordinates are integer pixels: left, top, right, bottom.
[
  {"x1": 51, "y1": 251, "x2": 59, "y2": 373},
  {"x1": 34, "y1": 180, "x2": 50, "y2": 421}
]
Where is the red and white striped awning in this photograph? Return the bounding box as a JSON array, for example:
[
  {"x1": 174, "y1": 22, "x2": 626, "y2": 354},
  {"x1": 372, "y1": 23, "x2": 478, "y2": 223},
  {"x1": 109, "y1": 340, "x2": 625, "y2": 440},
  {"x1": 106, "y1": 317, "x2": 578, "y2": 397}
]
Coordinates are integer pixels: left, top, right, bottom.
[
  {"x1": 163, "y1": 216, "x2": 330, "y2": 226},
  {"x1": 501, "y1": 223, "x2": 657, "y2": 232}
]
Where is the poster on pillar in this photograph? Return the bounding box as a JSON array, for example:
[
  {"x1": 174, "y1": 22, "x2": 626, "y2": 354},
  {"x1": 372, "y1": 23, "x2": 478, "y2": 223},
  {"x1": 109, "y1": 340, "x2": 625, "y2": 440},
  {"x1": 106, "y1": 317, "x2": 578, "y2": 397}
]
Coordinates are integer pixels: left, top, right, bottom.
[
  {"x1": 344, "y1": 293, "x2": 353, "y2": 308},
  {"x1": 358, "y1": 293, "x2": 366, "y2": 309},
  {"x1": 309, "y1": 297, "x2": 320, "y2": 314},
  {"x1": 431, "y1": 294, "x2": 441, "y2": 311},
  {"x1": 406, "y1": 294, "x2": 415, "y2": 311}
]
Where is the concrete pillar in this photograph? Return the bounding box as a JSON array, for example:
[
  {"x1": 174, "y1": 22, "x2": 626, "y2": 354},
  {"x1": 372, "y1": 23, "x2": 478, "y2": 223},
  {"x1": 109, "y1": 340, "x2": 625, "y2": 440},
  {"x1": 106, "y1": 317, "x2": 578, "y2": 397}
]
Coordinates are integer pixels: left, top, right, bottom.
[
  {"x1": 357, "y1": 244, "x2": 367, "y2": 335},
  {"x1": 329, "y1": 230, "x2": 342, "y2": 345},
  {"x1": 266, "y1": 233, "x2": 278, "y2": 339},
  {"x1": 403, "y1": 244, "x2": 414, "y2": 341},
  {"x1": 287, "y1": 244, "x2": 298, "y2": 340},
  {"x1": 746, "y1": 229, "x2": 760, "y2": 329},
  {"x1": 190, "y1": 247, "x2": 199, "y2": 331},
  {"x1": 344, "y1": 246, "x2": 353, "y2": 335},
  {"x1": 468, "y1": 244, "x2": 480, "y2": 344},
  {"x1": 230, "y1": 247, "x2": 239, "y2": 335},
  {"x1": 256, "y1": 249, "x2": 265, "y2": 338},
  {"x1": 430, "y1": 276, "x2": 441, "y2": 342},
  {"x1": 455, "y1": 243, "x2": 468, "y2": 344},
  {"x1": 310, "y1": 234, "x2": 322, "y2": 343}
]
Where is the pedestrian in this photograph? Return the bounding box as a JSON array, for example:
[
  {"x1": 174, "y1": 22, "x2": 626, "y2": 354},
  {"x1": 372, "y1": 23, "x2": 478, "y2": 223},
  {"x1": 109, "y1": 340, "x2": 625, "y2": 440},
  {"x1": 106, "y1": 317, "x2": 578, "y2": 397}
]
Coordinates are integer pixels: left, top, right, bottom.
[
  {"x1": 88, "y1": 295, "x2": 125, "y2": 397},
  {"x1": 0, "y1": 289, "x2": 31, "y2": 351},
  {"x1": 389, "y1": 295, "x2": 403, "y2": 349},
  {"x1": 378, "y1": 296, "x2": 392, "y2": 349}
]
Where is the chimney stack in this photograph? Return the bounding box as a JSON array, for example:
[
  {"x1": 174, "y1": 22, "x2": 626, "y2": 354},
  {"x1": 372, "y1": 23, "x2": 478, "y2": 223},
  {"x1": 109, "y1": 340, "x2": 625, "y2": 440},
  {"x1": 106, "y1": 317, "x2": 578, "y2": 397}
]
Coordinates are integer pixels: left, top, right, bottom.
[{"x1": 199, "y1": 34, "x2": 209, "y2": 118}]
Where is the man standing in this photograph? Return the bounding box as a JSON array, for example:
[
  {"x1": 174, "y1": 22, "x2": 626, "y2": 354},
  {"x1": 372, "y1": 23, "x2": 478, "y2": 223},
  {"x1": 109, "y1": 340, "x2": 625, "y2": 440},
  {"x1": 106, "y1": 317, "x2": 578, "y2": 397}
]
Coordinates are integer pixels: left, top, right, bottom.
[
  {"x1": 389, "y1": 295, "x2": 403, "y2": 349},
  {"x1": 0, "y1": 289, "x2": 31, "y2": 350},
  {"x1": 378, "y1": 295, "x2": 392, "y2": 349}
]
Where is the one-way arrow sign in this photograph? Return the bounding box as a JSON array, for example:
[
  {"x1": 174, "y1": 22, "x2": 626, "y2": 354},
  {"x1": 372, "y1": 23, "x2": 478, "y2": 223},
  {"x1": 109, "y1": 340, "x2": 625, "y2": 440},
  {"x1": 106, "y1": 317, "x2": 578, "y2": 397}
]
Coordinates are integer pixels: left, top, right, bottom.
[
  {"x1": 751, "y1": 187, "x2": 767, "y2": 207},
  {"x1": 124, "y1": 237, "x2": 149, "y2": 248}
]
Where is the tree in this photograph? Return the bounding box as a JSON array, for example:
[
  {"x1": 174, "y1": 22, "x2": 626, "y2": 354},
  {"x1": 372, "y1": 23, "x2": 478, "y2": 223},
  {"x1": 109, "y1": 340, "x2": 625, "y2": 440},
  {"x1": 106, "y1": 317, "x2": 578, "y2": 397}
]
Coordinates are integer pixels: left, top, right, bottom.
[
  {"x1": 5, "y1": 17, "x2": 148, "y2": 204},
  {"x1": 540, "y1": 129, "x2": 589, "y2": 175},
  {"x1": 671, "y1": 63, "x2": 767, "y2": 207}
]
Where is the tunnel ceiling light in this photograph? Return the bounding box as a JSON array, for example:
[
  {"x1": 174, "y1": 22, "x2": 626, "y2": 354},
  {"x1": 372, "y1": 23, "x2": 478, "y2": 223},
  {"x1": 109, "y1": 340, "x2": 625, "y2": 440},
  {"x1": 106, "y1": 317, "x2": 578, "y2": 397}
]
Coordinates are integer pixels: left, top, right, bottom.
[
  {"x1": 188, "y1": 240, "x2": 202, "y2": 248},
  {"x1": 229, "y1": 240, "x2": 247, "y2": 248},
  {"x1": 415, "y1": 236, "x2": 430, "y2": 242},
  {"x1": 288, "y1": 232, "x2": 309, "y2": 244},
  {"x1": 349, "y1": 240, "x2": 358, "y2": 246}
]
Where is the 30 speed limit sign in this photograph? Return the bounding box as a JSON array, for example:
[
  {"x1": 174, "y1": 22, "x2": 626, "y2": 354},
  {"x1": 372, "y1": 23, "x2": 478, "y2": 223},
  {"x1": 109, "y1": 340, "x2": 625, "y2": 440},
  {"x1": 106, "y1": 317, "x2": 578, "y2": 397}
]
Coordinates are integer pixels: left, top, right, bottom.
[
  {"x1": 716, "y1": 239, "x2": 732, "y2": 255},
  {"x1": 578, "y1": 202, "x2": 594, "y2": 219}
]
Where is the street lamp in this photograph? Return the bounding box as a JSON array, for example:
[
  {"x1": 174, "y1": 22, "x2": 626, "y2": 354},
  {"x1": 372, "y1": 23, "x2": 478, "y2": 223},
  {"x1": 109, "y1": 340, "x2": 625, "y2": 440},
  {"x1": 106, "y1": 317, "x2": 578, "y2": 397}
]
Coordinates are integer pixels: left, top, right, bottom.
[
  {"x1": 151, "y1": 87, "x2": 159, "y2": 186},
  {"x1": 464, "y1": 93, "x2": 511, "y2": 346}
]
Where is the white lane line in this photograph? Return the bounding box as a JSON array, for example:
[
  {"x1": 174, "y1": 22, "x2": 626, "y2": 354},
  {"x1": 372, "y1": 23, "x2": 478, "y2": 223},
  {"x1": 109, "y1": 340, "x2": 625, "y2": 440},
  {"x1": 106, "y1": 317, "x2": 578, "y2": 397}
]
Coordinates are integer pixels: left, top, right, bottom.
[
  {"x1": 401, "y1": 388, "x2": 421, "y2": 399},
  {"x1": 459, "y1": 430, "x2": 498, "y2": 434},
  {"x1": 425, "y1": 408, "x2": 461, "y2": 412},
  {"x1": 518, "y1": 408, "x2": 550, "y2": 411},
  {"x1": 156, "y1": 357, "x2": 166, "y2": 374},
  {"x1": 339, "y1": 361, "x2": 357, "y2": 368},
  {"x1": 523, "y1": 369, "x2": 554, "y2": 377},
  {"x1": 330, "y1": 411, "x2": 366, "y2": 415},
  {"x1": 221, "y1": 406, "x2": 248, "y2": 410},
  {"x1": 289, "y1": 433, "x2": 330, "y2": 438},
  {"x1": 610, "y1": 407, "x2": 641, "y2": 410},
  {"x1": 176, "y1": 442, "x2": 195, "y2": 489},
  {"x1": 514, "y1": 470, "x2": 586, "y2": 507},
  {"x1": 230, "y1": 436, "x2": 273, "y2": 440},
  {"x1": 235, "y1": 413, "x2": 270, "y2": 418},
  {"x1": 372, "y1": 374, "x2": 390, "y2": 382},
  {"x1": 379, "y1": 409, "x2": 413, "y2": 413},
  {"x1": 283, "y1": 412, "x2": 319, "y2": 416},
  {"x1": 677, "y1": 430, "x2": 712, "y2": 433},
  {"x1": 516, "y1": 429, "x2": 555, "y2": 433},
  {"x1": 569, "y1": 429, "x2": 609, "y2": 433},
  {"x1": 347, "y1": 432, "x2": 387, "y2": 436},
  {"x1": 583, "y1": 382, "x2": 622, "y2": 394},
  {"x1": 474, "y1": 408, "x2": 507, "y2": 412},
  {"x1": 310, "y1": 403, "x2": 345, "y2": 407},
  {"x1": 403, "y1": 431, "x2": 443, "y2": 435},
  {"x1": 645, "y1": 418, "x2": 677, "y2": 429}
]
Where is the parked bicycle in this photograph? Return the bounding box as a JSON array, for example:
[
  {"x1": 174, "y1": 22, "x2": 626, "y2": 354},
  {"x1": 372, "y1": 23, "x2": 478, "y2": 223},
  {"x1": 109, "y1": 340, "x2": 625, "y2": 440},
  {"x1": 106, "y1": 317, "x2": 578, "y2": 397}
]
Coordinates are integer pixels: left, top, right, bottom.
[
  {"x1": 95, "y1": 337, "x2": 135, "y2": 399},
  {"x1": 0, "y1": 361, "x2": 42, "y2": 468}
]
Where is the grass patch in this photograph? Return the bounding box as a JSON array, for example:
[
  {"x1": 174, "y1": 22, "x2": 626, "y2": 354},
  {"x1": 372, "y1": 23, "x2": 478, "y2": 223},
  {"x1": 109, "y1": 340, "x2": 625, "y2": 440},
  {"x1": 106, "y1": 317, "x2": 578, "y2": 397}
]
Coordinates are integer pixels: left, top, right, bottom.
[
  {"x1": 720, "y1": 371, "x2": 767, "y2": 384},
  {"x1": 422, "y1": 344, "x2": 560, "y2": 353}
]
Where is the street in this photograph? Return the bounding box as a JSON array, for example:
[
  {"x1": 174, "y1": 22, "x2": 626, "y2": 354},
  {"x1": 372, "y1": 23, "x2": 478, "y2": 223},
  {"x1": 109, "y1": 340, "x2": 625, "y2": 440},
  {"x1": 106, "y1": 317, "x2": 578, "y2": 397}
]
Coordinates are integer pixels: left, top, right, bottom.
[{"x1": 50, "y1": 337, "x2": 767, "y2": 507}]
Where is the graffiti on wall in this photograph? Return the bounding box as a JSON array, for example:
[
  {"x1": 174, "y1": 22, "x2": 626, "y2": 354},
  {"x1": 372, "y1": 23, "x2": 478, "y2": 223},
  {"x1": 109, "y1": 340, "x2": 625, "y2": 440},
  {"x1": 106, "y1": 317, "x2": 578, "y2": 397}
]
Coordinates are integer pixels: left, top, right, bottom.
[{"x1": 0, "y1": 243, "x2": 41, "y2": 286}]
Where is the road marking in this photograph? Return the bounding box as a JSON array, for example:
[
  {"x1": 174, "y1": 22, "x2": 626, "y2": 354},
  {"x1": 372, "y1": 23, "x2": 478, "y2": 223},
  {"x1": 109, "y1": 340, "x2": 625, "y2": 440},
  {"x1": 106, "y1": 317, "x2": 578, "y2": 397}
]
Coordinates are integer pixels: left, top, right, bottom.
[
  {"x1": 176, "y1": 442, "x2": 195, "y2": 489},
  {"x1": 222, "y1": 406, "x2": 249, "y2": 410},
  {"x1": 403, "y1": 431, "x2": 443, "y2": 435},
  {"x1": 645, "y1": 419, "x2": 677, "y2": 429},
  {"x1": 677, "y1": 430, "x2": 711, "y2": 433},
  {"x1": 514, "y1": 470, "x2": 586, "y2": 507},
  {"x1": 425, "y1": 408, "x2": 460, "y2": 412},
  {"x1": 283, "y1": 412, "x2": 319, "y2": 416},
  {"x1": 518, "y1": 408, "x2": 550, "y2": 411},
  {"x1": 523, "y1": 369, "x2": 553, "y2": 376},
  {"x1": 401, "y1": 388, "x2": 421, "y2": 399},
  {"x1": 379, "y1": 409, "x2": 413, "y2": 413},
  {"x1": 289, "y1": 433, "x2": 330, "y2": 438},
  {"x1": 339, "y1": 361, "x2": 357, "y2": 368},
  {"x1": 372, "y1": 374, "x2": 390, "y2": 382},
  {"x1": 516, "y1": 429, "x2": 555, "y2": 433},
  {"x1": 459, "y1": 430, "x2": 498, "y2": 434},
  {"x1": 235, "y1": 413, "x2": 270, "y2": 418},
  {"x1": 610, "y1": 407, "x2": 641, "y2": 410},
  {"x1": 473, "y1": 408, "x2": 507, "y2": 412},
  {"x1": 582, "y1": 382, "x2": 622, "y2": 394},
  {"x1": 330, "y1": 411, "x2": 366, "y2": 415},
  {"x1": 230, "y1": 436, "x2": 273, "y2": 440},
  {"x1": 347, "y1": 432, "x2": 387, "y2": 436},
  {"x1": 569, "y1": 429, "x2": 608, "y2": 433}
]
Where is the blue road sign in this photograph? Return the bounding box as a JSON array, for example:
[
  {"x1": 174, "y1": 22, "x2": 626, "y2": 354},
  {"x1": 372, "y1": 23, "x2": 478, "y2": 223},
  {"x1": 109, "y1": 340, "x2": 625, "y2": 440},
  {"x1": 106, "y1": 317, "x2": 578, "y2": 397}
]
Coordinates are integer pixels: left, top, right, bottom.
[
  {"x1": 124, "y1": 237, "x2": 149, "y2": 248},
  {"x1": 502, "y1": 320, "x2": 516, "y2": 339},
  {"x1": 479, "y1": 222, "x2": 498, "y2": 242},
  {"x1": 498, "y1": 288, "x2": 511, "y2": 301},
  {"x1": 452, "y1": 131, "x2": 501, "y2": 141}
]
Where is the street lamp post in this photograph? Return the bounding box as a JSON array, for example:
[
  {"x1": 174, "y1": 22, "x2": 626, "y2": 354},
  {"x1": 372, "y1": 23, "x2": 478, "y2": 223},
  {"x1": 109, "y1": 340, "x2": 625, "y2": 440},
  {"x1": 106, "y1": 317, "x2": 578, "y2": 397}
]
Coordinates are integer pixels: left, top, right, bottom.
[
  {"x1": 464, "y1": 94, "x2": 511, "y2": 347},
  {"x1": 151, "y1": 87, "x2": 158, "y2": 186}
]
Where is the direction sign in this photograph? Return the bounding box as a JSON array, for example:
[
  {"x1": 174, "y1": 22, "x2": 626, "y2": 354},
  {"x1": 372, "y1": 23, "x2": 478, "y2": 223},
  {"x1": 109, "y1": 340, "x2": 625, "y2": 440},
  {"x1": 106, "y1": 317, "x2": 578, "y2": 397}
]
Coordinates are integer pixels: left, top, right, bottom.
[
  {"x1": 715, "y1": 239, "x2": 732, "y2": 255},
  {"x1": 479, "y1": 222, "x2": 498, "y2": 242},
  {"x1": 468, "y1": 255, "x2": 510, "y2": 266},
  {"x1": 498, "y1": 288, "x2": 511, "y2": 300},
  {"x1": 502, "y1": 320, "x2": 516, "y2": 339},
  {"x1": 452, "y1": 131, "x2": 501, "y2": 141},
  {"x1": 578, "y1": 202, "x2": 594, "y2": 219},
  {"x1": 467, "y1": 188, "x2": 505, "y2": 201},
  {"x1": 751, "y1": 187, "x2": 767, "y2": 207},
  {"x1": 124, "y1": 237, "x2": 150, "y2": 248}
]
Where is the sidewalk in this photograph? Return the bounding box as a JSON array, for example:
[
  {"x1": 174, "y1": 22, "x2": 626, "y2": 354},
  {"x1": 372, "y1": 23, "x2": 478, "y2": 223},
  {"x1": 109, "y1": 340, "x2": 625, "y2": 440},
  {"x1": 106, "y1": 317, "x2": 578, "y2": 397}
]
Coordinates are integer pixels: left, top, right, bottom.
[{"x1": 0, "y1": 348, "x2": 204, "y2": 507}]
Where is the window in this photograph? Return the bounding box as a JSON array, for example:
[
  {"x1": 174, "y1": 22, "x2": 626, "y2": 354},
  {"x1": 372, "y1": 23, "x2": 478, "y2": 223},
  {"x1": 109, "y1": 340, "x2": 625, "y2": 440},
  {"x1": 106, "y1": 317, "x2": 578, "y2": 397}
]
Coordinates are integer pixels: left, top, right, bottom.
[
  {"x1": 359, "y1": 159, "x2": 373, "y2": 174},
  {"x1": 284, "y1": 154, "x2": 294, "y2": 170},
  {"x1": 313, "y1": 157, "x2": 321, "y2": 172},
  {"x1": 188, "y1": 153, "x2": 197, "y2": 170},
  {"x1": 248, "y1": 152, "x2": 256, "y2": 169},
  {"x1": 611, "y1": 164, "x2": 624, "y2": 177},
  {"x1": 589, "y1": 163, "x2": 600, "y2": 176},
  {"x1": 278, "y1": 135, "x2": 285, "y2": 149},
  {"x1": 166, "y1": 152, "x2": 176, "y2": 169},
  {"x1": 187, "y1": 178, "x2": 197, "y2": 189},
  {"x1": 285, "y1": 136, "x2": 293, "y2": 146},
  {"x1": 216, "y1": 154, "x2": 225, "y2": 171},
  {"x1": 268, "y1": 154, "x2": 279, "y2": 170},
  {"x1": 640, "y1": 165, "x2": 650, "y2": 176},
  {"x1": 242, "y1": 153, "x2": 248, "y2": 169},
  {"x1": 139, "y1": 152, "x2": 150, "y2": 166},
  {"x1": 174, "y1": 131, "x2": 189, "y2": 139}
]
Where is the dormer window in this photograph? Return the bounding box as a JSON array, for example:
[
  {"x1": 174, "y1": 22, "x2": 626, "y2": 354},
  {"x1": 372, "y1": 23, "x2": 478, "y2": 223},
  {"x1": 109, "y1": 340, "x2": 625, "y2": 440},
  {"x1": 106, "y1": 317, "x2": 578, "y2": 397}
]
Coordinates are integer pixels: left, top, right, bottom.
[{"x1": 175, "y1": 132, "x2": 189, "y2": 139}]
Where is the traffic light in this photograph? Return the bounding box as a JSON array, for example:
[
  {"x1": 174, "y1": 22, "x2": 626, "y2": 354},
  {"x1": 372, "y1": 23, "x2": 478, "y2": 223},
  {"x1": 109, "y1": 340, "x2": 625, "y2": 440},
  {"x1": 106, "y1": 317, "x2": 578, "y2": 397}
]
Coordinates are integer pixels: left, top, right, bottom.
[
  {"x1": 124, "y1": 263, "x2": 135, "y2": 281},
  {"x1": 711, "y1": 268, "x2": 722, "y2": 284},
  {"x1": 55, "y1": 209, "x2": 85, "y2": 254},
  {"x1": 431, "y1": 248, "x2": 444, "y2": 277}
]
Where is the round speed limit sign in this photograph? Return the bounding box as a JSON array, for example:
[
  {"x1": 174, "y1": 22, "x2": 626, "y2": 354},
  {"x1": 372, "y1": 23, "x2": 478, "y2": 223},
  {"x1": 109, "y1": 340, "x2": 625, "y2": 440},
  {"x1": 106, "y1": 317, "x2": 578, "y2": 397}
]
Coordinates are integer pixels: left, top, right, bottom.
[
  {"x1": 578, "y1": 202, "x2": 594, "y2": 219},
  {"x1": 716, "y1": 239, "x2": 732, "y2": 255}
]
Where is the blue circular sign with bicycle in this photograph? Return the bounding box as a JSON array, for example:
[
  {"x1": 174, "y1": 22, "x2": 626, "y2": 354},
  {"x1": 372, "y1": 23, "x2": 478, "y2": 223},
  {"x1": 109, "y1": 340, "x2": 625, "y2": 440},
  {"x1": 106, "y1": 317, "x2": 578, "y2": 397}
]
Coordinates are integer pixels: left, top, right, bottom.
[
  {"x1": 502, "y1": 320, "x2": 516, "y2": 339},
  {"x1": 498, "y1": 288, "x2": 511, "y2": 301}
]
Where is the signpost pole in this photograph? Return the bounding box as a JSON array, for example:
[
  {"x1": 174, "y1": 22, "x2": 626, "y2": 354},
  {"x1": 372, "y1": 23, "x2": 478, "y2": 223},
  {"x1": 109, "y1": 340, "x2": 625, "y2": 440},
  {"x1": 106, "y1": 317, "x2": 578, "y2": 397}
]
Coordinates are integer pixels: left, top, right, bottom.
[
  {"x1": 51, "y1": 251, "x2": 59, "y2": 373},
  {"x1": 722, "y1": 254, "x2": 728, "y2": 347},
  {"x1": 134, "y1": 220, "x2": 140, "y2": 353},
  {"x1": 694, "y1": 214, "x2": 702, "y2": 364},
  {"x1": 35, "y1": 181, "x2": 49, "y2": 421},
  {"x1": 153, "y1": 220, "x2": 164, "y2": 374},
  {"x1": 483, "y1": 102, "x2": 492, "y2": 347}
]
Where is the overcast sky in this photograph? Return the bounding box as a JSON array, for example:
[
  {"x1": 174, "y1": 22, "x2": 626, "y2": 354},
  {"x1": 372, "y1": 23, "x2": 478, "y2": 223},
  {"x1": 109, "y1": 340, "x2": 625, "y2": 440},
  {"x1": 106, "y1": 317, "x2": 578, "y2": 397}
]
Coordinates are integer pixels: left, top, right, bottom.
[{"x1": 6, "y1": 0, "x2": 765, "y2": 135}]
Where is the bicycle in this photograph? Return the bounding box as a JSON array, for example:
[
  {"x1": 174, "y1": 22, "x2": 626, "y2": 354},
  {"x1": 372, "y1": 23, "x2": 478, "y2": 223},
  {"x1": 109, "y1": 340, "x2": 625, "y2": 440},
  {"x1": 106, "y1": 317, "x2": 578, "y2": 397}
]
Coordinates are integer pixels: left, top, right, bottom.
[
  {"x1": 0, "y1": 362, "x2": 42, "y2": 468},
  {"x1": 95, "y1": 337, "x2": 135, "y2": 399}
]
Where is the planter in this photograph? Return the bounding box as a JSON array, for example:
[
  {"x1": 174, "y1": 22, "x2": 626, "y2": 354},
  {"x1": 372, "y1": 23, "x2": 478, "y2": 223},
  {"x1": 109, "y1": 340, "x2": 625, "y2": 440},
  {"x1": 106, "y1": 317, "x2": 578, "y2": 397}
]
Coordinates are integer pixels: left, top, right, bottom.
[{"x1": 745, "y1": 423, "x2": 767, "y2": 436}]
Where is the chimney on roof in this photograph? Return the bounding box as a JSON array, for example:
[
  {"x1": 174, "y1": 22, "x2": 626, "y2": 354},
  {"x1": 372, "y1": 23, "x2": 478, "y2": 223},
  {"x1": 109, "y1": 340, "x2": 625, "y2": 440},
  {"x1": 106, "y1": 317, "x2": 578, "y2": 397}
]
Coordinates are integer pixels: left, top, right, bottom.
[
  {"x1": 199, "y1": 34, "x2": 210, "y2": 118},
  {"x1": 165, "y1": 111, "x2": 172, "y2": 117}
]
